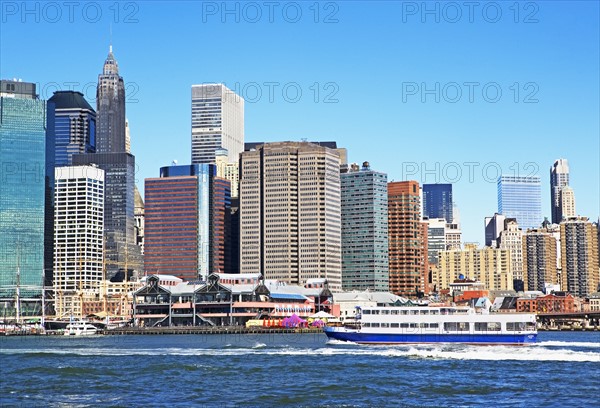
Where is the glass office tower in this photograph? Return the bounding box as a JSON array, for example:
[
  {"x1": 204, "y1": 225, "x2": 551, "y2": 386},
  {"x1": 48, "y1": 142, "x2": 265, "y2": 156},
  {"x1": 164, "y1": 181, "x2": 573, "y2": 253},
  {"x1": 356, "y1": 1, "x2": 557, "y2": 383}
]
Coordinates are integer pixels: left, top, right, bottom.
[
  {"x1": 423, "y1": 183, "x2": 453, "y2": 223},
  {"x1": 0, "y1": 80, "x2": 46, "y2": 315},
  {"x1": 341, "y1": 162, "x2": 389, "y2": 291},
  {"x1": 497, "y1": 175, "x2": 542, "y2": 231}
]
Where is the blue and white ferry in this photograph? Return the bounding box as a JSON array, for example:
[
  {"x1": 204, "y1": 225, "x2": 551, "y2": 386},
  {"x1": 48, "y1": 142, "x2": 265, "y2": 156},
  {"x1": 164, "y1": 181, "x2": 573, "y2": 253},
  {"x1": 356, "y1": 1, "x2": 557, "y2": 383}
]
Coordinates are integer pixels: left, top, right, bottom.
[{"x1": 324, "y1": 306, "x2": 537, "y2": 345}]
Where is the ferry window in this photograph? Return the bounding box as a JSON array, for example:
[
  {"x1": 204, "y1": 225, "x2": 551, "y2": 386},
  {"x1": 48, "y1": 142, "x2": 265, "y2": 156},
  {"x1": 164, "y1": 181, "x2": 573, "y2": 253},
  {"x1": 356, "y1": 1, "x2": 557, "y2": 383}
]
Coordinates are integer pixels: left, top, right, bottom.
[
  {"x1": 391, "y1": 310, "x2": 399, "y2": 315},
  {"x1": 372, "y1": 310, "x2": 380, "y2": 315},
  {"x1": 419, "y1": 323, "x2": 428, "y2": 328},
  {"x1": 400, "y1": 323, "x2": 409, "y2": 328},
  {"x1": 526, "y1": 322, "x2": 536, "y2": 330},
  {"x1": 371, "y1": 323, "x2": 380, "y2": 328},
  {"x1": 363, "y1": 323, "x2": 370, "y2": 327},
  {"x1": 430, "y1": 310, "x2": 439, "y2": 315},
  {"x1": 410, "y1": 310, "x2": 419, "y2": 315},
  {"x1": 401, "y1": 310, "x2": 409, "y2": 315},
  {"x1": 507, "y1": 322, "x2": 526, "y2": 331},
  {"x1": 420, "y1": 310, "x2": 429, "y2": 315},
  {"x1": 391, "y1": 323, "x2": 400, "y2": 328},
  {"x1": 381, "y1": 323, "x2": 390, "y2": 328},
  {"x1": 409, "y1": 323, "x2": 416, "y2": 328},
  {"x1": 444, "y1": 322, "x2": 468, "y2": 331},
  {"x1": 476, "y1": 322, "x2": 501, "y2": 331},
  {"x1": 444, "y1": 322, "x2": 458, "y2": 331},
  {"x1": 381, "y1": 310, "x2": 390, "y2": 315},
  {"x1": 429, "y1": 323, "x2": 439, "y2": 328},
  {"x1": 363, "y1": 310, "x2": 371, "y2": 315}
]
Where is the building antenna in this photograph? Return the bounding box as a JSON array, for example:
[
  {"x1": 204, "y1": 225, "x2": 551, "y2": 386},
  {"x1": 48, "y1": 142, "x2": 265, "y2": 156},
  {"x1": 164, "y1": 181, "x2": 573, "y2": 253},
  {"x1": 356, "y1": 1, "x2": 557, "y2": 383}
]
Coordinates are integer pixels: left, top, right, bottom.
[{"x1": 109, "y1": 23, "x2": 113, "y2": 53}]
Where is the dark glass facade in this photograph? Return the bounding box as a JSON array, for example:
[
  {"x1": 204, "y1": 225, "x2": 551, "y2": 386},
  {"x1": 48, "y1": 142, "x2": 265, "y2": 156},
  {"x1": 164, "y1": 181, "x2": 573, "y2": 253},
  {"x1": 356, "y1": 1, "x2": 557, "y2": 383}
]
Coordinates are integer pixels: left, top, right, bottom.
[
  {"x1": 0, "y1": 85, "x2": 46, "y2": 312},
  {"x1": 423, "y1": 183, "x2": 453, "y2": 223}
]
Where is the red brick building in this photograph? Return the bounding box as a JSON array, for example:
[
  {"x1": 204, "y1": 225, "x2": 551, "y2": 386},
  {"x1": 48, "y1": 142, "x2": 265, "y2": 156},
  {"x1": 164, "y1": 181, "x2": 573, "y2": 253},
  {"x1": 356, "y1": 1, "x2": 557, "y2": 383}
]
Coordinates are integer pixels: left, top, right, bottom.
[{"x1": 388, "y1": 181, "x2": 428, "y2": 297}]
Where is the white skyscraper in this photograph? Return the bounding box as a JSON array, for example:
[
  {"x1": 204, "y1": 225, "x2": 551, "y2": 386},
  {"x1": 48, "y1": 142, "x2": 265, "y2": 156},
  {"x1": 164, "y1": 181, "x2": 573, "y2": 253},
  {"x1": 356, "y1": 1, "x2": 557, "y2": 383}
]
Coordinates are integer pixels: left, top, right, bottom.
[
  {"x1": 53, "y1": 165, "x2": 104, "y2": 316},
  {"x1": 191, "y1": 84, "x2": 244, "y2": 164}
]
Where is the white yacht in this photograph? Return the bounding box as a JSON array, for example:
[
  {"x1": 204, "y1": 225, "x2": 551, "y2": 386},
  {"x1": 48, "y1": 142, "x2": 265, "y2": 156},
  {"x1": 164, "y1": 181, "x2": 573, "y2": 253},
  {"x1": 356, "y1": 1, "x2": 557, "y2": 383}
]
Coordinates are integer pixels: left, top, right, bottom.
[{"x1": 64, "y1": 321, "x2": 98, "y2": 336}]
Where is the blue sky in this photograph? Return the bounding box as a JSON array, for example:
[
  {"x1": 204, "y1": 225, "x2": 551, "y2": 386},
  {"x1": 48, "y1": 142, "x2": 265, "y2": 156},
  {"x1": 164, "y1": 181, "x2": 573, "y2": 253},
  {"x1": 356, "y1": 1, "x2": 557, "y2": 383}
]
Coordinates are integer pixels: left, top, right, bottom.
[{"x1": 1, "y1": 1, "x2": 598, "y2": 242}]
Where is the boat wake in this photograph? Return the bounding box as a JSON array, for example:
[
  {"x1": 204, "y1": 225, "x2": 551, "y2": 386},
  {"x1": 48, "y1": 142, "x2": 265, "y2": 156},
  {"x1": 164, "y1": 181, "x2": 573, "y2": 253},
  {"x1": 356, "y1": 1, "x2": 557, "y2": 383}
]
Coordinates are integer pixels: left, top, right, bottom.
[
  {"x1": 2, "y1": 343, "x2": 598, "y2": 362},
  {"x1": 533, "y1": 340, "x2": 600, "y2": 348}
]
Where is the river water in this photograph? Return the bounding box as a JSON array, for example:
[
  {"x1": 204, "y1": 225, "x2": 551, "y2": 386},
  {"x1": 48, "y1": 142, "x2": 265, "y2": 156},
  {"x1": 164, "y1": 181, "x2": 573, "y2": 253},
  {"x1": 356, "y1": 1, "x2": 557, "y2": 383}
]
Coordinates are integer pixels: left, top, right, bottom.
[{"x1": 1, "y1": 331, "x2": 598, "y2": 407}]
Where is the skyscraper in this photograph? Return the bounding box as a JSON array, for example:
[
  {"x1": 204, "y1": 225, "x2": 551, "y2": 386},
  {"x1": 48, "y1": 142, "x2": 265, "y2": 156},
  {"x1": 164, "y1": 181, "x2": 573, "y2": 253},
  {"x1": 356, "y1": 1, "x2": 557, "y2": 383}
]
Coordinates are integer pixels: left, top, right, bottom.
[
  {"x1": 0, "y1": 80, "x2": 46, "y2": 315},
  {"x1": 498, "y1": 175, "x2": 542, "y2": 231},
  {"x1": 498, "y1": 219, "x2": 524, "y2": 291},
  {"x1": 341, "y1": 162, "x2": 389, "y2": 291},
  {"x1": 435, "y1": 245, "x2": 513, "y2": 291},
  {"x1": 484, "y1": 213, "x2": 506, "y2": 247},
  {"x1": 550, "y1": 159, "x2": 570, "y2": 224},
  {"x1": 239, "y1": 142, "x2": 342, "y2": 290},
  {"x1": 73, "y1": 47, "x2": 142, "y2": 279},
  {"x1": 560, "y1": 217, "x2": 599, "y2": 297},
  {"x1": 144, "y1": 164, "x2": 231, "y2": 281},
  {"x1": 96, "y1": 46, "x2": 126, "y2": 153},
  {"x1": 522, "y1": 228, "x2": 558, "y2": 292},
  {"x1": 215, "y1": 148, "x2": 240, "y2": 198},
  {"x1": 388, "y1": 181, "x2": 428, "y2": 297},
  {"x1": 53, "y1": 165, "x2": 104, "y2": 317},
  {"x1": 45, "y1": 91, "x2": 97, "y2": 286},
  {"x1": 560, "y1": 186, "x2": 576, "y2": 220},
  {"x1": 191, "y1": 84, "x2": 244, "y2": 164},
  {"x1": 422, "y1": 183, "x2": 453, "y2": 222},
  {"x1": 47, "y1": 91, "x2": 96, "y2": 166}
]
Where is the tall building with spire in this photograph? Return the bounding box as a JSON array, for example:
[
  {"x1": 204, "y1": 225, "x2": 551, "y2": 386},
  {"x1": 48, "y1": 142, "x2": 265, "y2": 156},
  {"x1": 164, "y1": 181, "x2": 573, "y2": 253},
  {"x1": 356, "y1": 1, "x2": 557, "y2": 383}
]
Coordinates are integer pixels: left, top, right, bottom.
[
  {"x1": 550, "y1": 159, "x2": 570, "y2": 224},
  {"x1": 73, "y1": 47, "x2": 142, "y2": 279},
  {"x1": 96, "y1": 45, "x2": 126, "y2": 153}
]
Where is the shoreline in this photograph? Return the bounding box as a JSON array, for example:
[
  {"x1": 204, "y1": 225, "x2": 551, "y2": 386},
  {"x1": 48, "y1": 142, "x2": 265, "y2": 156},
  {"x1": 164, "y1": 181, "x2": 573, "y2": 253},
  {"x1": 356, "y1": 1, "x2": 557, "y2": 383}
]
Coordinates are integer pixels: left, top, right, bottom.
[{"x1": 3, "y1": 326, "x2": 599, "y2": 336}]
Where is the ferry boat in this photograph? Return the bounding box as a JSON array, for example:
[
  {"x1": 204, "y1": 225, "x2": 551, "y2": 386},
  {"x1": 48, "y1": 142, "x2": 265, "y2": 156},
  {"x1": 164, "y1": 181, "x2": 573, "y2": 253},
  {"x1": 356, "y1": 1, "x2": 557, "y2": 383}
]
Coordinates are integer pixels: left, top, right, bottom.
[
  {"x1": 64, "y1": 321, "x2": 98, "y2": 336},
  {"x1": 324, "y1": 306, "x2": 537, "y2": 345}
]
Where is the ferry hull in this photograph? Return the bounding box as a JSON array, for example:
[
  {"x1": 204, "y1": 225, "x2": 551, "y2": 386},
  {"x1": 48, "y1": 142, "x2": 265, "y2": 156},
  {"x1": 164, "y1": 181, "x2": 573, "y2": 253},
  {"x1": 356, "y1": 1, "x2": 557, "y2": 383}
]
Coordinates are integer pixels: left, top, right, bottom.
[{"x1": 324, "y1": 328, "x2": 537, "y2": 345}]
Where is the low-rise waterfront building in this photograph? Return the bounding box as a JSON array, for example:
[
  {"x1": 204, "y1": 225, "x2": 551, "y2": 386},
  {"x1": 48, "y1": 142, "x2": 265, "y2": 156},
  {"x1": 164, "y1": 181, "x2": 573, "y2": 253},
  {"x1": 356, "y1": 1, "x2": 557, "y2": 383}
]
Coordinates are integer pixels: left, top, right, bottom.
[
  {"x1": 536, "y1": 292, "x2": 576, "y2": 313},
  {"x1": 132, "y1": 273, "x2": 333, "y2": 327},
  {"x1": 588, "y1": 292, "x2": 600, "y2": 312}
]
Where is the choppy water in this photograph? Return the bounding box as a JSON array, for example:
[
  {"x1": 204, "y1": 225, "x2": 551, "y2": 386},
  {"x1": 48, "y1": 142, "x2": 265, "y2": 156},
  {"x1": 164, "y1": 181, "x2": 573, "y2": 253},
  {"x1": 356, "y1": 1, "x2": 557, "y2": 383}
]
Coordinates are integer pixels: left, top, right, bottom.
[{"x1": 1, "y1": 331, "x2": 598, "y2": 407}]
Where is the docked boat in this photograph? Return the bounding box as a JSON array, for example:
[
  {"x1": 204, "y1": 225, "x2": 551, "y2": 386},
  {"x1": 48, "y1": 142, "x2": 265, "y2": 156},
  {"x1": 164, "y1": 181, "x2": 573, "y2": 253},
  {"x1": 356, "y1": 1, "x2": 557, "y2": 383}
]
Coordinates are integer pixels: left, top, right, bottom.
[
  {"x1": 324, "y1": 306, "x2": 537, "y2": 345},
  {"x1": 64, "y1": 321, "x2": 98, "y2": 336}
]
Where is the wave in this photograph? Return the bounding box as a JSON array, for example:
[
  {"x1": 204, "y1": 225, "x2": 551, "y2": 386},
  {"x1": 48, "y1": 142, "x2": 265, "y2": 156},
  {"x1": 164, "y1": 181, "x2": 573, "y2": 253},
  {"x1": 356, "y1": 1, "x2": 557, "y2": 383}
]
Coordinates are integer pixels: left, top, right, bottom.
[
  {"x1": 534, "y1": 341, "x2": 600, "y2": 348},
  {"x1": 252, "y1": 342, "x2": 267, "y2": 349},
  {"x1": 2, "y1": 344, "x2": 598, "y2": 362}
]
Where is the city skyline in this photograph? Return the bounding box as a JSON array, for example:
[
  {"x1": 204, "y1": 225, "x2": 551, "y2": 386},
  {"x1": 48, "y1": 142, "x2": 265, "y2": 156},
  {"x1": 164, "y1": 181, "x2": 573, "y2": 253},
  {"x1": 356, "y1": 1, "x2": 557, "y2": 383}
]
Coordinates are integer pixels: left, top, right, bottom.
[{"x1": 1, "y1": 2, "x2": 598, "y2": 244}]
